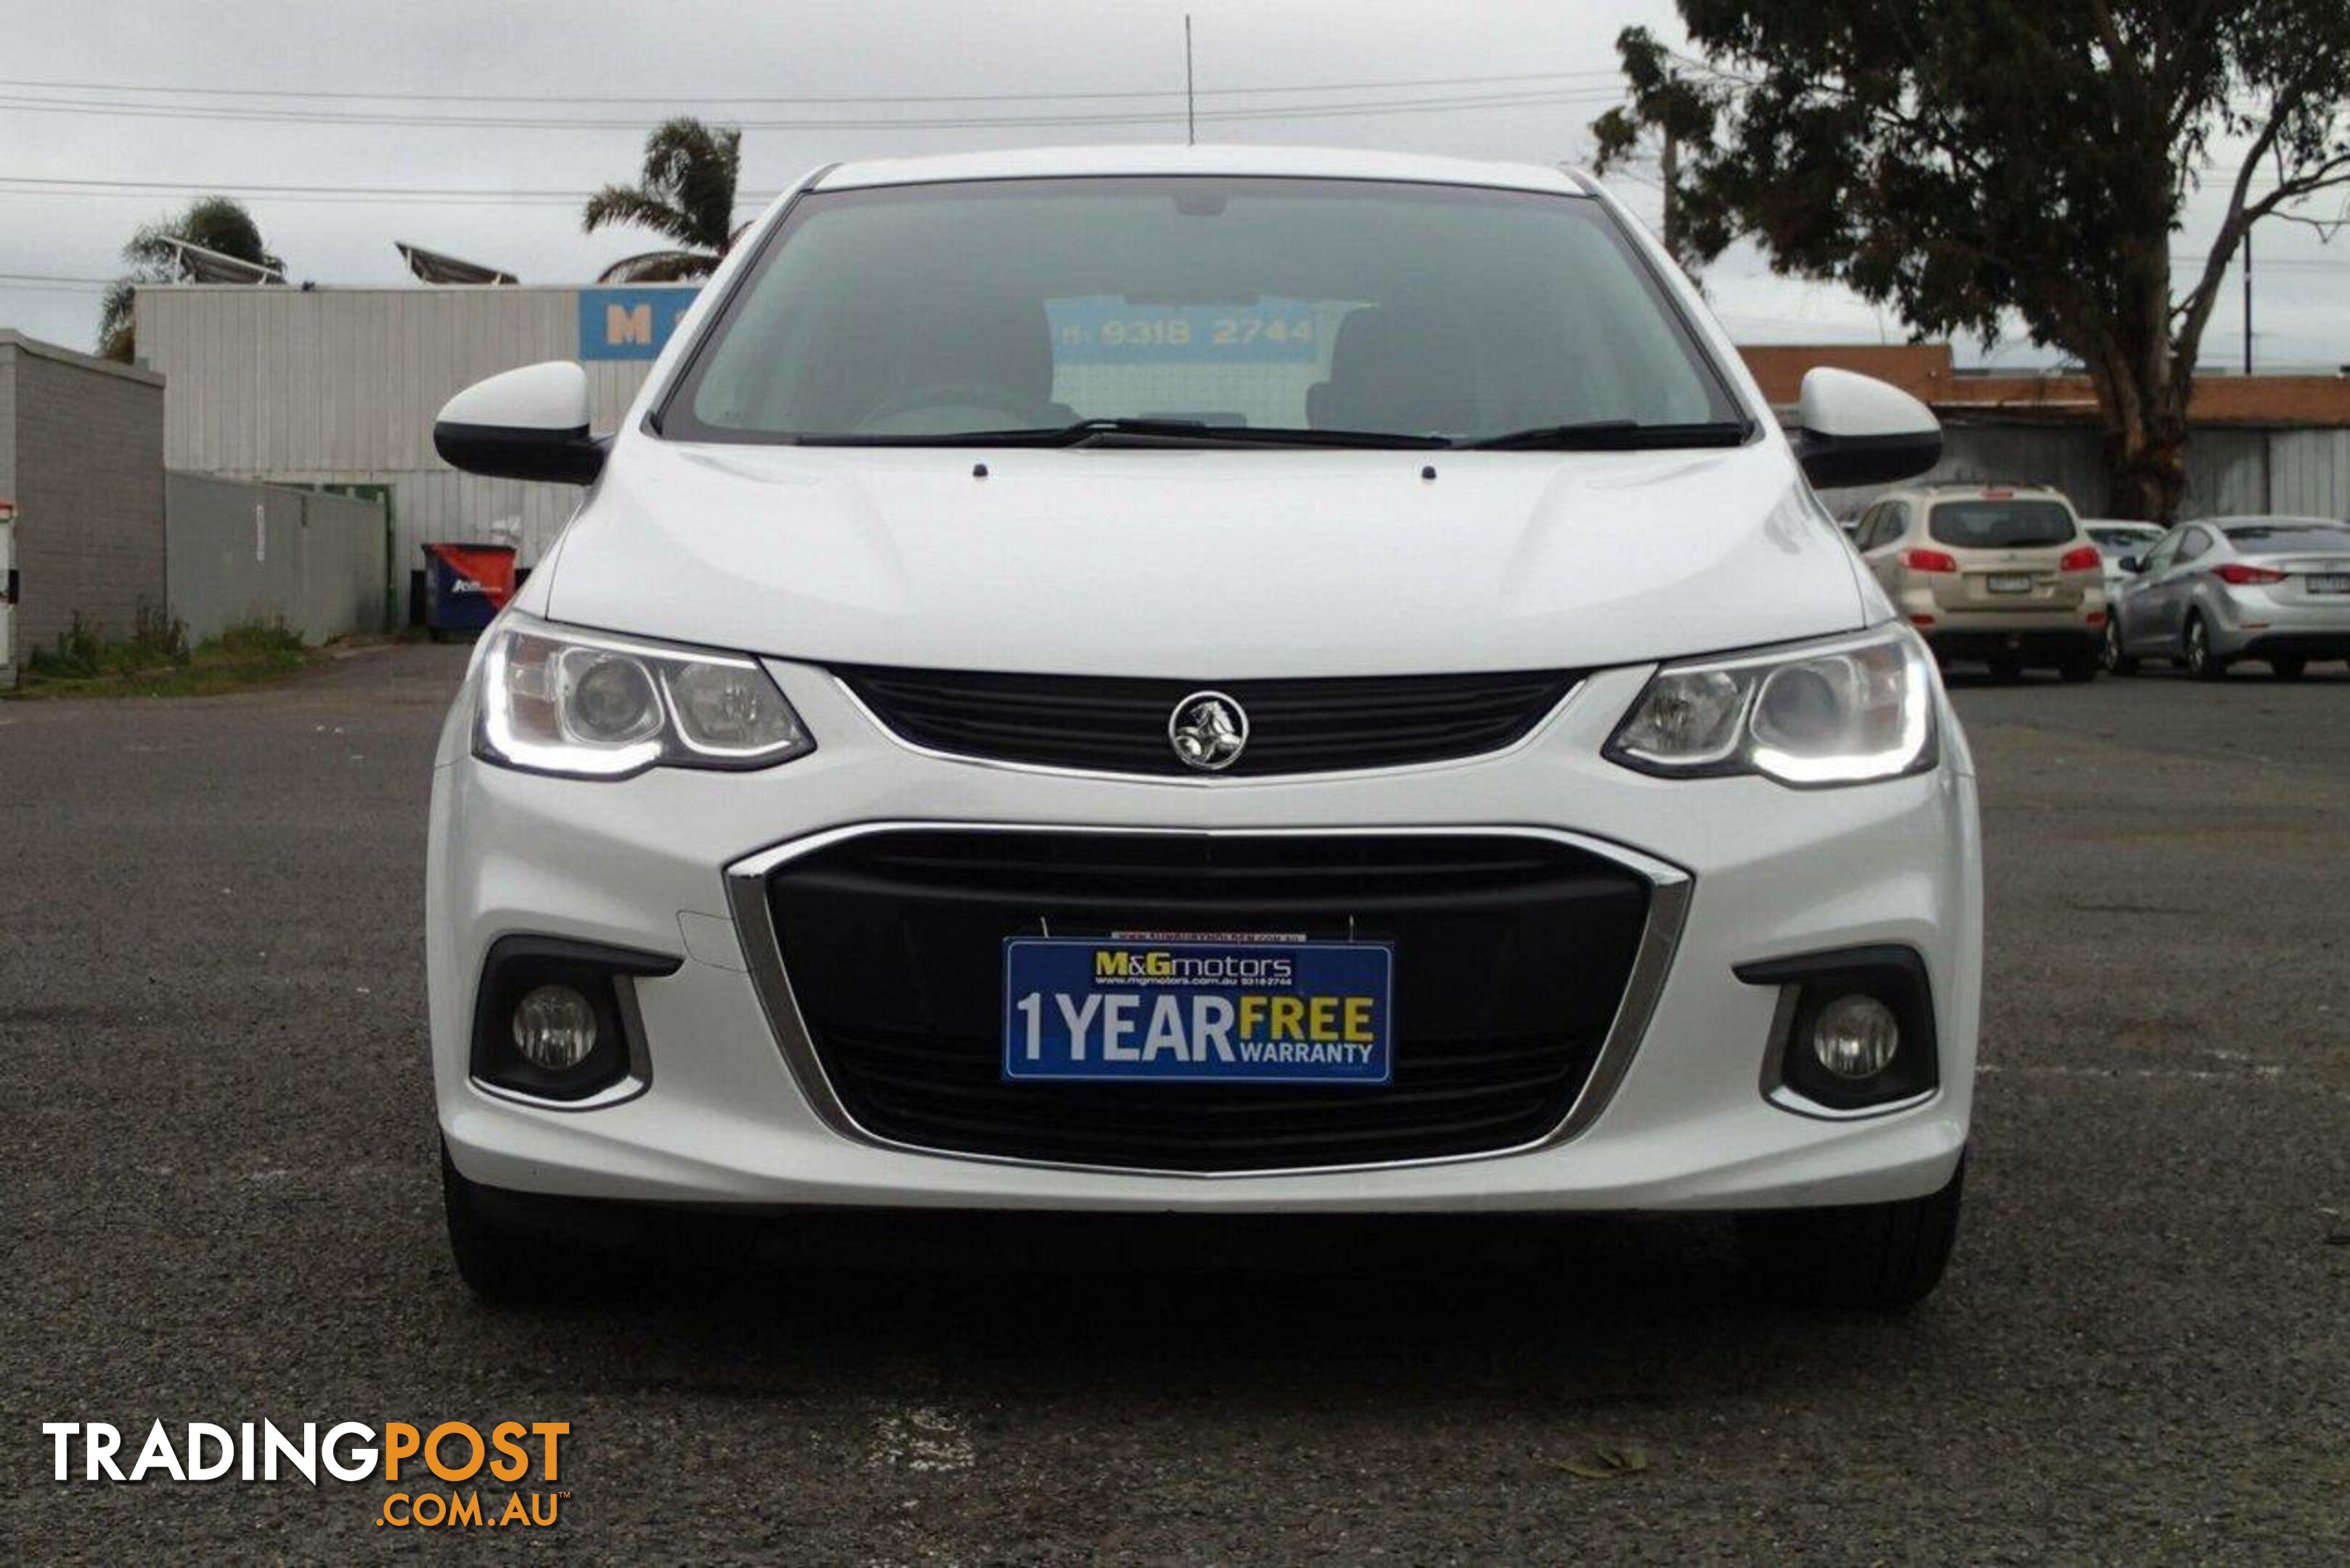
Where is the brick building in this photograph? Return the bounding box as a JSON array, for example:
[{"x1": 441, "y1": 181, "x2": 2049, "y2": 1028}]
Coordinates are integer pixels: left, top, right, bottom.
[{"x1": 0, "y1": 332, "x2": 166, "y2": 679}]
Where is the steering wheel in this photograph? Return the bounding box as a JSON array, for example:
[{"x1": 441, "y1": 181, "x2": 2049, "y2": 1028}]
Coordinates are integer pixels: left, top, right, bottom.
[{"x1": 854, "y1": 382, "x2": 1066, "y2": 434}]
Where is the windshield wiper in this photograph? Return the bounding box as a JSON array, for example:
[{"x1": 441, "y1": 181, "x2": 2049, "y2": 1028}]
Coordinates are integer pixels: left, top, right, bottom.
[
  {"x1": 1062, "y1": 417, "x2": 1451, "y2": 449},
  {"x1": 795, "y1": 417, "x2": 1451, "y2": 449},
  {"x1": 1458, "y1": 419, "x2": 1753, "y2": 452}
]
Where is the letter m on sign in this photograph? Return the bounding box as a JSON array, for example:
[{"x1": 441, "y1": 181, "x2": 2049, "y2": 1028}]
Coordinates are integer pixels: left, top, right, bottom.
[
  {"x1": 578, "y1": 287, "x2": 698, "y2": 360},
  {"x1": 607, "y1": 303, "x2": 653, "y2": 348}
]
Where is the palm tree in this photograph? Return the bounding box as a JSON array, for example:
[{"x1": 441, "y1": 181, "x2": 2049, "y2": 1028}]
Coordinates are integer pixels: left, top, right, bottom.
[
  {"x1": 582, "y1": 118, "x2": 743, "y2": 282},
  {"x1": 98, "y1": 196, "x2": 283, "y2": 362}
]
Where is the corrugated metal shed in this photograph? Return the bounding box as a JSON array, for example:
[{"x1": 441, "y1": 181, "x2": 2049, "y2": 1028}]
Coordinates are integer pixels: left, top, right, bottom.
[
  {"x1": 2269, "y1": 429, "x2": 2350, "y2": 518},
  {"x1": 135, "y1": 285, "x2": 683, "y2": 575},
  {"x1": 1822, "y1": 421, "x2": 2350, "y2": 522}
]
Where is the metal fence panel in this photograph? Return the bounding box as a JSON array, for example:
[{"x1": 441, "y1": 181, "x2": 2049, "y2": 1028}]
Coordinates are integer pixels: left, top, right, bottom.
[{"x1": 165, "y1": 471, "x2": 387, "y2": 643}]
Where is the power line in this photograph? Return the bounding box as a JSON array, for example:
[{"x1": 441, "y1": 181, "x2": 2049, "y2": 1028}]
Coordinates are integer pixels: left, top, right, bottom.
[
  {"x1": 0, "y1": 175, "x2": 639, "y2": 205},
  {"x1": 0, "y1": 271, "x2": 111, "y2": 292},
  {"x1": 0, "y1": 67, "x2": 1624, "y2": 108},
  {"x1": 2171, "y1": 250, "x2": 2350, "y2": 271},
  {"x1": 0, "y1": 84, "x2": 1620, "y2": 133}
]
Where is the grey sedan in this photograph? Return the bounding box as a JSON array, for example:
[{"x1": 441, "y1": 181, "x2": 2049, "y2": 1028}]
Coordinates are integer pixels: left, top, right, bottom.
[{"x1": 2104, "y1": 517, "x2": 2350, "y2": 679}]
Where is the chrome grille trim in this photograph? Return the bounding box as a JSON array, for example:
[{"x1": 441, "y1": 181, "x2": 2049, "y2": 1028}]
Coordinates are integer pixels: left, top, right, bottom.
[{"x1": 724, "y1": 821, "x2": 1692, "y2": 1180}]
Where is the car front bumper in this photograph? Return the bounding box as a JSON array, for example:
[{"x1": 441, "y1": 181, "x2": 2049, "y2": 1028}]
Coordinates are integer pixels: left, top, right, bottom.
[{"x1": 428, "y1": 659, "x2": 1981, "y2": 1214}]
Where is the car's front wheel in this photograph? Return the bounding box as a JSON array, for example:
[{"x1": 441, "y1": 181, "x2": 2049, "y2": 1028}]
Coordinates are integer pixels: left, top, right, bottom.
[
  {"x1": 441, "y1": 1141, "x2": 614, "y2": 1305},
  {"x1": 2101, "y1": 616, "x2": 2137, "y2": 675},
  {"x1": 2184, "y1": 614, "x2": 2228, "y2": 681},
  {"x1": 1737, "y1": 1156, "x2": 1965, "y2": 1310}
]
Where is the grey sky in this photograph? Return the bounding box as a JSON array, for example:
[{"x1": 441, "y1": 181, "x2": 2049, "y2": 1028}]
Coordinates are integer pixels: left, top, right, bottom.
[{"x1": 2, "y1": 0, "x2": 2343, "y2": 370}]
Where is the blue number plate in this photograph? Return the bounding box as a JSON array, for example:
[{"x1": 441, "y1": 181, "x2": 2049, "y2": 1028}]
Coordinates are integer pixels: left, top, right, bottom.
[{"x1": 1003, "y1": 938, "x2": 1392, "y2": 1085}]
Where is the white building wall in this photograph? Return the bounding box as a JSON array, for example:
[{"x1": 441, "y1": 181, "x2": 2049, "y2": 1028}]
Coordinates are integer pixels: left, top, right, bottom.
[{"x1": 135, "y1": 285, "x2": 682, "y2": 577}]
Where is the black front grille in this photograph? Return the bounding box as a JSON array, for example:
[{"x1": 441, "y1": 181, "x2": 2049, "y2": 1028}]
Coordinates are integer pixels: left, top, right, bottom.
[
  {"x1": 765, "y1": 830, "x2": 1652, "y2": 1172},
  {"x1": 837, "y1": 666, "x2": 1580, "y2": 777}
]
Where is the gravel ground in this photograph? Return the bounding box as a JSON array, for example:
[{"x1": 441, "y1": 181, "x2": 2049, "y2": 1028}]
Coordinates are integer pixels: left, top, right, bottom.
[{"x1": 1, "y1": 646, "x2": 2345, "y2": 1561}]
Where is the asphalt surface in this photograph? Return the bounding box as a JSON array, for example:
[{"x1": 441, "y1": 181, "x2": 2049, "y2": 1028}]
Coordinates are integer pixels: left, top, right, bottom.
[{"x1": 2, "y1": 646, "x2": 2346, "y2": 1561}]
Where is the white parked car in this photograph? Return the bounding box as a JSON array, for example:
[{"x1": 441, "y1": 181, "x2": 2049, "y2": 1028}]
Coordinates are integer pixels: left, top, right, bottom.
[
  {"x1": 426, "y1": 147, "x2": 1980, "y2": 1309},
  {"x1": 2081, "y1": 520, "x2": 2165, "y2": 604}
]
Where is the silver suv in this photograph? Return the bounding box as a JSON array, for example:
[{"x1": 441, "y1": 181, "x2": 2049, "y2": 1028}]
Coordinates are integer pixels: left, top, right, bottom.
[{"x1": 1851, "y1": 483, "x2": 2106, "y2": 682}]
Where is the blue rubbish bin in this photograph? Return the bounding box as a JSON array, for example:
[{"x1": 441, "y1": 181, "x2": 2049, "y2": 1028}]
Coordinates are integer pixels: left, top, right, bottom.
[{"x1": 421, "y1": 543, "x2": 515, "y2": 640}]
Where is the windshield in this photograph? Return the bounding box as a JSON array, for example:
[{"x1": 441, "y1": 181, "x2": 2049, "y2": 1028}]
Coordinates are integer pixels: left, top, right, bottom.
[
  {"x1": 661, "y1": 176, "x2": 1745, "y2": 446},
  {"x1": 1929, "y1": 499, "x2": 2078, "y2": 549},
  {"x1": 2087, "y1": 526, "x2": 2158, "y2": 552}
]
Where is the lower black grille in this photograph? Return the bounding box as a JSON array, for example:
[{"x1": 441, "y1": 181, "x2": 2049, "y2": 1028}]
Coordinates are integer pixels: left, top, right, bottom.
[
  {"x1": 836, "y1": 666, "x2": 1580, "y2": 777},
  {"x1": 764, "y1": 830, "x2": 1652, "y2": 1172}
]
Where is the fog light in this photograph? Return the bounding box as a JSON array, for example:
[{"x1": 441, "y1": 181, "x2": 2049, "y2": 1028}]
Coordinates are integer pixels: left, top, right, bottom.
[
  {"x1": 510, "y1": 984, "x2": 599, "y2": 1070},
  {"x1": 1811, "y1": 993, "x2": 1900, "y2": 1079}
]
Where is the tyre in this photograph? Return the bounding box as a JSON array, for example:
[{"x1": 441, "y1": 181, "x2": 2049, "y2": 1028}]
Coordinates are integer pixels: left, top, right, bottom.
[
  {"x1": 441, "y1": 1141, "x2": 616, "y2": 1305},
  {"x1": 2270, "y1": 656, "x2": 2306, "y2": 681},
  {"x1": 1985, "y1": 655, "x2": 2023, "y2": 684},
  {"x1": 2184, "y1": 614, "x2": 2227, "y2": 680},
  {"x1": 2100, "y1": 616, "x2": 2137, "y2": 675},
  {"x1": 1737, "y1": 1155, "x2": 1965, "y2": 1310},
  {"x1": 2058, "y1": 650, "x2": 2099, "y2": 683}
]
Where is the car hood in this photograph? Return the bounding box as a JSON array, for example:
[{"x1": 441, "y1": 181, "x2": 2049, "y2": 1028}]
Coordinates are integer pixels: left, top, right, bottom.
[{"x1": 541, "y1": 438, "x2": 1866, "y2": 678}]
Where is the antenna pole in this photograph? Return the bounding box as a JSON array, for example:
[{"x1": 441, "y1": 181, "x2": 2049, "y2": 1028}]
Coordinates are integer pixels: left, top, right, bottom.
[
  {"x1": 2241, "y1": 225, "x2": 2253, "y2": 376},
  {"x1": 1185, "y1": 15, "x2": 1196, "y2": 146}
]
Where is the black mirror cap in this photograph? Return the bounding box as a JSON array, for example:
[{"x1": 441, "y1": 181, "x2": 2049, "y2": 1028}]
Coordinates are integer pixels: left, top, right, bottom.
[
  {"x1": 1793, "y1": 427, "x2": 1943, "y2": 490},
  {"x1": 2120, "y1": 555, "x2": 2143, "y2": 573},
  {"x1": 434, "y1": 420, "x2": 608, "y2": 486}
]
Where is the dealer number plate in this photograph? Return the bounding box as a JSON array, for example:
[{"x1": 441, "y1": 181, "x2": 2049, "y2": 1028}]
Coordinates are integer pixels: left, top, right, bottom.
[{"x1": 1003, "y1": 937, "x2": 1393, "y2": 1085}]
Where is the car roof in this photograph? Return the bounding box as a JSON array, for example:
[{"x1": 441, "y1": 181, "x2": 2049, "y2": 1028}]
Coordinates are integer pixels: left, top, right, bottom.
[
  {"x1": 814, "y1": 143, "x2": 1588, "y2": 197},
  {"x1": 1903, "y1": 482, "x2": 2069, "y2": 496}
]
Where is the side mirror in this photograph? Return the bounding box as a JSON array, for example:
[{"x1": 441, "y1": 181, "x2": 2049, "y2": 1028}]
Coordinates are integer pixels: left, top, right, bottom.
[
  {"x1": 1789, "y1": 368, "x2": 1943, "y2": 489},
  {"x1": 2119, "y1": 555, "x2": 2144, "y2": 574},
  {"x1": 433, "y1": 362, "x2": 605, "y2": 485}
]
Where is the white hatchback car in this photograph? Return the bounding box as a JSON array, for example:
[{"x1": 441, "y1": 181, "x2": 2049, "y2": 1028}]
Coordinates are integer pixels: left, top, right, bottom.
[{"x1": 426, "y1": 147, "x2": 1981, "y2": 1308}]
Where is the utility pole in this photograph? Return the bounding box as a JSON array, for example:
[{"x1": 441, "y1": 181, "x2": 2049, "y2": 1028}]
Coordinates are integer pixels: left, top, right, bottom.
[
  {"x1": 2241, "y1": 225, "x2": 2253, "y2": 375},
  {"x1": 1184, "y1": 15, "x2": 1196, "y2": 146}
]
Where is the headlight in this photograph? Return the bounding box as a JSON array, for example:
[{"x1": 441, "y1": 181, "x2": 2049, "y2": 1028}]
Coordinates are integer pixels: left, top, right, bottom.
[
  {"x1": 1604, "y1": 625, "x2": 1937, "y2": 786},
  {"x1": 475, "y1": 614, "x2": 814, "y2": 778}
]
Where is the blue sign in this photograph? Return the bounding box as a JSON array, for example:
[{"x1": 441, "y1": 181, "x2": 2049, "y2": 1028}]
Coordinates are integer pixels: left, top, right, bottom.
[
  {"x1": 1045, "y1": 295, "x2": 1322, "y2": 365},
  {"x1": 1002, "y1": 937, "x2": 1392, "y2": 1085},
  {"x1": 577, "y1": 287, "x2": 701, "y2": 361}
]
